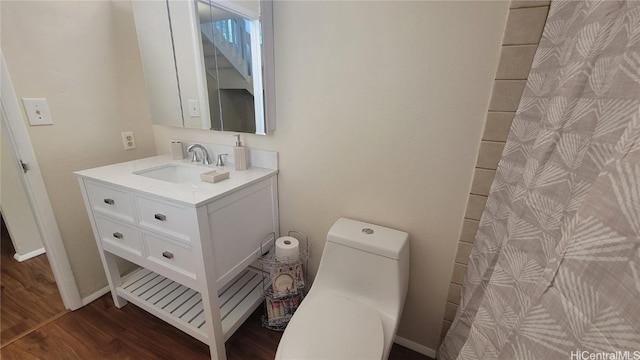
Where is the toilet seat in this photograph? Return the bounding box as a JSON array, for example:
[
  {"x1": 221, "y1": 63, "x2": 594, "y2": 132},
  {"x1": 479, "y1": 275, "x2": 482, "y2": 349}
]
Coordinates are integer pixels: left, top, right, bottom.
[{"x1": 276, "y1": 292, "x2": 384, "y2": 360}]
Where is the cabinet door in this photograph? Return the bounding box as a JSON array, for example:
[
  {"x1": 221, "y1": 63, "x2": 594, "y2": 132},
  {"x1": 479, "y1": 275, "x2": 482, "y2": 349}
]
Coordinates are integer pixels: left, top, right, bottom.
[{"x1": 131, "y1": 0, "x2": 183, "y2": 128}]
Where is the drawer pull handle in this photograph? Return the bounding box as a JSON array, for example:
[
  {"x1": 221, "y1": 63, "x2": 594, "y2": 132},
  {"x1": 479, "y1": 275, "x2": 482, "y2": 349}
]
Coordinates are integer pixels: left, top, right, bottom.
[
  {"x1": 104, "y1": 198, "x2": 115, "y2": 205},
  {"x1": 154, "y1": 213, "x2": 167, "y2": 221},
  {"x1": 113, "y1": 232, "x2": 123, "y2": 239},
  {"x1": 162, "y1": 251, "x2": 174, "y2": 259}
]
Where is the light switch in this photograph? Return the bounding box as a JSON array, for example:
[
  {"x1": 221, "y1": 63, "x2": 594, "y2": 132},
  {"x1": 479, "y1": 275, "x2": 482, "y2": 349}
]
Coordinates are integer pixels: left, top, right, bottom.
[
  {"x1": 188, "y1": 99, "x2": 200, "y2": 117},
  {"x1": 22, "y1": 98, "x2": 53, "y2": 126}
]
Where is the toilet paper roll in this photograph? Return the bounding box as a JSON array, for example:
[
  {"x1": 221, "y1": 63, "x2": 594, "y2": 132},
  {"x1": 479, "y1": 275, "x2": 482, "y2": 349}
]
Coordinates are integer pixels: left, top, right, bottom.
[
  {"x1": 275, "y1": 236, "x2": 299, "y2": 262},
  {"x1": 170, "y1": 141, "x2": 184, "y2": 160}
]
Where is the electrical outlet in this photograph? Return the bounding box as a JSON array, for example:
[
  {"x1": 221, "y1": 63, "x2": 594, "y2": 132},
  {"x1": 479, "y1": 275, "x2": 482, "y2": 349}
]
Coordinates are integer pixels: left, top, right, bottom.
[
  {"x1": 22, "y1": 98, "x2": 53, "y2": 125},
  {"x1": 121, "y1": 131, "x2": 136, "y2": 150}
]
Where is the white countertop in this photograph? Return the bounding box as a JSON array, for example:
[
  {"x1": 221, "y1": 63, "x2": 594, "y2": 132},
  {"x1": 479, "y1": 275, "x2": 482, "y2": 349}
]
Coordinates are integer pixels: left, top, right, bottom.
[{"x1": 75, "y1": 155, "x2": 278, "y2": 206}]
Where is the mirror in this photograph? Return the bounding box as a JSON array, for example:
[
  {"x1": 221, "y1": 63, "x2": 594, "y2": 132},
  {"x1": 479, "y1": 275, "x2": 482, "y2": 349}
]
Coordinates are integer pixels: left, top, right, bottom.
[
  {"x1": 131, "y1": 0, "x2": 183, "y2": 128},
  {"x1": 132, "y1": 0, "x2": 275, "y2": 135},
  {"x1": 198, "y1": 1, "x2": 262, "y2": 133}
]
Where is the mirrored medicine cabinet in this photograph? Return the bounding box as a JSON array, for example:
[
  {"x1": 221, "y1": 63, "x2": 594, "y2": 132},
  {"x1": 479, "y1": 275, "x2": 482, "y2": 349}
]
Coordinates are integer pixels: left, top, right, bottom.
[{"x1": 132, "y1": 0, "x2": 275, "y2": 135}]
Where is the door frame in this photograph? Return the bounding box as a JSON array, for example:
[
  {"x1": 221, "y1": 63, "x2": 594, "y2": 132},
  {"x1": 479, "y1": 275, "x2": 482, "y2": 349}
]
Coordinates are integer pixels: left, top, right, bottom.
[{"x1": 1, "y1": 53, "x2": 82, "y2": 310}]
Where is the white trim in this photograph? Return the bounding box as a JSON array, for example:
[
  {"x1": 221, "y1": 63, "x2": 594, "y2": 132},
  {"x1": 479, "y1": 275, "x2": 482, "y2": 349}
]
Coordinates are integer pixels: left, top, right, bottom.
[
  {"x1": 250, "y1": 17, "x2": 265, "y2": 135},
  {"x1": 394, "y1": 335, "x2": 437, "y2": 358},
  {"x1": 1, "y1": 53, "x2": 83, "y2": 310},
  {"x1": 13, "y1": 247, "x2": 46, "y2": 262},
  {"x1": 262, "y1": 0, "x2": 276, "y2": 132},
  {"x1": 81, "y1": 285, "x2": 111, "y2": 306}
]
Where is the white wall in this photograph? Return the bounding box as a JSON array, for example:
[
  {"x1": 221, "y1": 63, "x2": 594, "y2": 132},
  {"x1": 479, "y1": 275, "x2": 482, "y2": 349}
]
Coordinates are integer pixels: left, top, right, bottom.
[
  {"x1": 154, "y1": 0, "x2": 509, "y2": 351},
  {"x1": 1, "y1": 1, "x2": 157, "y2": 297}
]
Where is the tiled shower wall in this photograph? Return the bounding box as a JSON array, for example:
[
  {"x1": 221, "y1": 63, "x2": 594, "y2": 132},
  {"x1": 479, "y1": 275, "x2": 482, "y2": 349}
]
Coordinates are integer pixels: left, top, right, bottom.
[{"x1": 441, "y1": 0, "x2": 550, "y2": 342}]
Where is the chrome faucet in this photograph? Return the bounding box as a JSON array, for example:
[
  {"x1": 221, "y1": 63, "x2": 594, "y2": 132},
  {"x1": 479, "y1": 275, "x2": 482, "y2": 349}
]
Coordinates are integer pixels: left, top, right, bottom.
[{"x1": 186, "y1": 144, "x2": 212, "y2": 165}]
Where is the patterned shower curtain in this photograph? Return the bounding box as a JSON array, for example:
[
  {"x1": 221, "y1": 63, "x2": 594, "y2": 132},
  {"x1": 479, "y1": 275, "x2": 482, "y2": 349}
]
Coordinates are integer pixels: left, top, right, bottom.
[{"x1": 438, "y1": 1, "x2": 640, "y2": 359}]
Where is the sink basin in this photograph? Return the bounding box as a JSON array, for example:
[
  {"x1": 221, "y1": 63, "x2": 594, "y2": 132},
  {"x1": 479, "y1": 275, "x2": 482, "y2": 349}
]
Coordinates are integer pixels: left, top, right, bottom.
[{"x1": 133, "y1": 163, "x2": 209, "y2": 183}]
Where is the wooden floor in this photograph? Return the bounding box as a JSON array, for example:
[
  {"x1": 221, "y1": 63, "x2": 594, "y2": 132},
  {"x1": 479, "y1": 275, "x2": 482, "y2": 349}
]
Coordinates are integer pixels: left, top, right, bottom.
[
  {"x1": 1, "y1": 221, "x2": 431, "y2": 359},
  {"x1": 2, "y1": 295, "x2": 431, "y2": 360},
  {"x1": 1, "y1": 220, "x2": 67, "y2": 347}
]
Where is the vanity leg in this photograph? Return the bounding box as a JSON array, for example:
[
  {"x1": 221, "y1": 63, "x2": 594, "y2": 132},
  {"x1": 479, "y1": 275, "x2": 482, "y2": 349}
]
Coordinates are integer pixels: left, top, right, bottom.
[
  {"x1": 101, "y1": 251, "x2": 128, "y2": 308},
  {"x1": 192, "y1": 206, "x2": 227, "y2": 360}
]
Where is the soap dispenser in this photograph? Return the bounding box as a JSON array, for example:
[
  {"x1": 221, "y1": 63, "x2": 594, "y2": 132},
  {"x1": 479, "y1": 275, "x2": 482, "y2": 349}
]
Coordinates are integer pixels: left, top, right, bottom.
[{"x1": 233, "y1": 134, "x2": 247, "y2": 171}]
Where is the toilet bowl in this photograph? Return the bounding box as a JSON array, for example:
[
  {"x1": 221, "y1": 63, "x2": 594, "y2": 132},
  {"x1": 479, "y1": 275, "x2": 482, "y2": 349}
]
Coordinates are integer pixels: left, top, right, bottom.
[{"x1": 275, "y1": 218, "x2": 410, "y2": 360}]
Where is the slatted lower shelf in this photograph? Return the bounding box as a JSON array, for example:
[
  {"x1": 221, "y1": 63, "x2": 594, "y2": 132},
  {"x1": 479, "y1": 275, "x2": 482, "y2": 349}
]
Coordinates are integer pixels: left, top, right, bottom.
[{"x1": 116, "y1": 267, "x2": 267, "y2": 343}]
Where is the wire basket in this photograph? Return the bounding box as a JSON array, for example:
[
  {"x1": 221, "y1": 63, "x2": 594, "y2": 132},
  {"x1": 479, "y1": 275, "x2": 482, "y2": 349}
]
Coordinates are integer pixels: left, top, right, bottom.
[{"x1": 259, "y1": 231, "x2": 310, "y2": 331}]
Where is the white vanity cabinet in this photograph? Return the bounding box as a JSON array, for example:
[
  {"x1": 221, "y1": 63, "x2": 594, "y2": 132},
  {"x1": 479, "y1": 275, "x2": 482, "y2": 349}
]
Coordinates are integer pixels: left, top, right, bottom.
[{"x1": 76, "y1": 155, "x2": 278, "y2": 360}]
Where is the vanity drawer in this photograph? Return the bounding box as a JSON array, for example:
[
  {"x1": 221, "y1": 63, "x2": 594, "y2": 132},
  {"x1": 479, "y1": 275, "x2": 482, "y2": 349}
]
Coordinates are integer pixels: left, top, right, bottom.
[
  {"x1": 143, "y1": 233, "x2": 196, "y2": 284},
  {"x1": 95, "y1": 215, "x2": 143, "y2": 259},
  {"x1": 135, "y1": 196, "x2": 192, "y2": 242},
  {"x1": 85, "y1": 182, "x2": 135, "y2": 223}
]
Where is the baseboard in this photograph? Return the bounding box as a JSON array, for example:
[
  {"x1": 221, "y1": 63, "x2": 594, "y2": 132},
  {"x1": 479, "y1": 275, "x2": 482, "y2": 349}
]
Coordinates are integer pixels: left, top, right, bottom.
[
  {"x1": 13, "y1": 247, "x2": 46, "y2": 262},
  {"x1": 394, "y1": 335, "x2": 437, "y2": 358},
  {"x1": 81, "y1": 286, "x2": 110, "y2": 306}
]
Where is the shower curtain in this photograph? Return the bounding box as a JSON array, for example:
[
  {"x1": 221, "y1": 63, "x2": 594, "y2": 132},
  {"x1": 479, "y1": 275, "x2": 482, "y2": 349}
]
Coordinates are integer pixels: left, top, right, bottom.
[{"x1": 438, "y1": 1, "x2": 640, "y2": 359}]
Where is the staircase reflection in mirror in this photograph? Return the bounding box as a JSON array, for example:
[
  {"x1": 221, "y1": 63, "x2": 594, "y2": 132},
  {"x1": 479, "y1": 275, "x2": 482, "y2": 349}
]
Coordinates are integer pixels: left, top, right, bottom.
[{"x1": 198, "y1": 1, "x2": 262, "y2": 134}]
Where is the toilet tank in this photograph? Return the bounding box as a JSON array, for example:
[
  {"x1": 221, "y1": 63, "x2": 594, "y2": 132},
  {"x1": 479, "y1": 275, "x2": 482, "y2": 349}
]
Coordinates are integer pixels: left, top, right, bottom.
[{"x1": 313, "y1": 218, "x2": 410, "y2": 319}]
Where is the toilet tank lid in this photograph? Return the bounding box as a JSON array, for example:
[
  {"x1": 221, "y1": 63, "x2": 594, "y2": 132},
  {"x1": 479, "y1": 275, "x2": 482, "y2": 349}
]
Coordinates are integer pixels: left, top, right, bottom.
[{"x1": 327, "y1": 218, "x2": 409, "y2": 259}]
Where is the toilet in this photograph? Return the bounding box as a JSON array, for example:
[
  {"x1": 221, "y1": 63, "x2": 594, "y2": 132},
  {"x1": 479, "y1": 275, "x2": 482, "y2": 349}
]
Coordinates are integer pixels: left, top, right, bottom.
[{"x1": 275, "y1": 218, "x2": 410, "y2": 360}]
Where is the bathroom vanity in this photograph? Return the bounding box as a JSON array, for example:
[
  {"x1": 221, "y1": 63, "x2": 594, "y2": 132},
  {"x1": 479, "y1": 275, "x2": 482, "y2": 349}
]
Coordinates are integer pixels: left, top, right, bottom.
[{"x1": 75, "y1": 153, "x2": 278, "y2": 360}]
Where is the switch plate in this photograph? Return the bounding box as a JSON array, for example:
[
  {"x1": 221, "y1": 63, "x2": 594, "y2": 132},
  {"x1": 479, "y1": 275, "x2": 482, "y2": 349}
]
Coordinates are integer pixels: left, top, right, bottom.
[
  {"x1": 188, "y1": 99, "x2": 200, "y2": 117},
  {"x1": 22, "y1": 98, "x2": 53, "y2": 125},
  {"x1": 121, "y1": 131, "x2": 136, "y2": 150}
]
